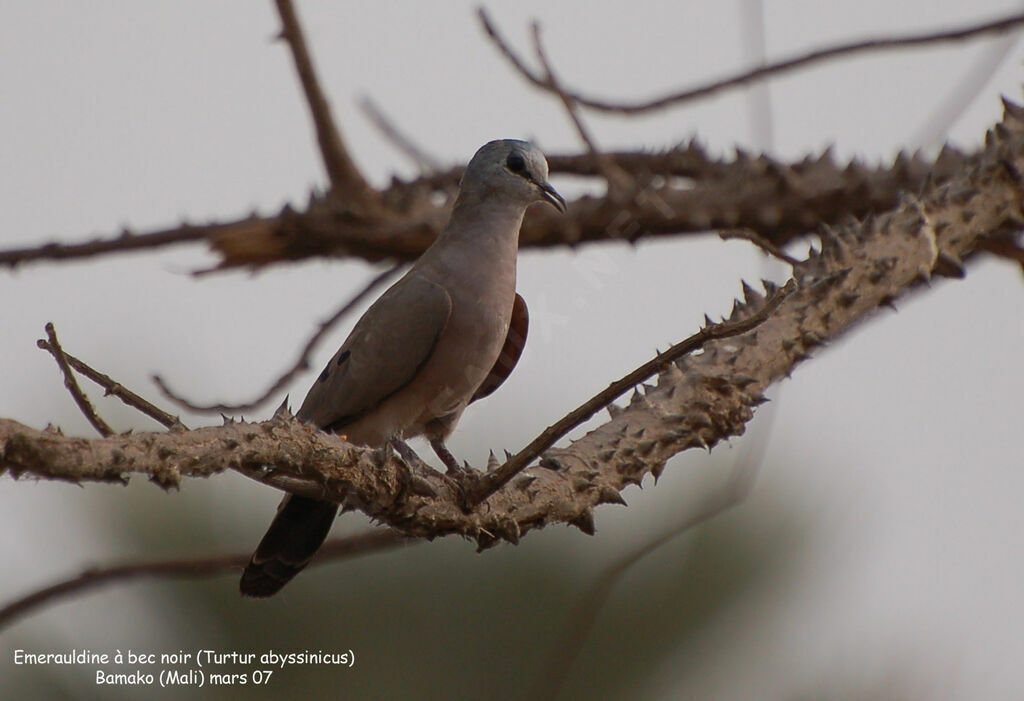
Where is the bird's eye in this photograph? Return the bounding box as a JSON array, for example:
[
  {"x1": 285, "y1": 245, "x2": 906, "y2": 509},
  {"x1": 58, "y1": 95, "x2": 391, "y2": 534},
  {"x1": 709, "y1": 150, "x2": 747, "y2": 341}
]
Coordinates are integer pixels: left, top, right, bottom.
[{"x1": 506, "y1": 152, "x2": 526, "y2": 174}]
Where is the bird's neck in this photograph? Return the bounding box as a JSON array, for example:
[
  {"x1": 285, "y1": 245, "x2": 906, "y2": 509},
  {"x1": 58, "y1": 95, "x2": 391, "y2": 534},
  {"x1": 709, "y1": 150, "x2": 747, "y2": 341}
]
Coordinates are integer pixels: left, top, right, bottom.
[
  {"x1": 416, "y1": 191, "x2": 524, "y2": 290},
  {"x1": 443, "y1": 190, "x2": 527, "y2": 244}
]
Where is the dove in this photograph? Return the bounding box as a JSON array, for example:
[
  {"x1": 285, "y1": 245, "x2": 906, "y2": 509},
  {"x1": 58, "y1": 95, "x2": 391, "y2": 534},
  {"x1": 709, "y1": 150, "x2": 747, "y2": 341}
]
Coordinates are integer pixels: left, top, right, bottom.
[{"x1": 240, "y1": 139, "x2": 565, "y2": 597}]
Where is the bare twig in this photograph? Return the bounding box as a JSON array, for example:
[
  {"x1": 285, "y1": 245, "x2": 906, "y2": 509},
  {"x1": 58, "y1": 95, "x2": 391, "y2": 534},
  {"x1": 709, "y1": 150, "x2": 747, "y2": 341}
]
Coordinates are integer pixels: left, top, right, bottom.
[
  {"x1": 38, "y1": 324, "x2": 114, "y2": 438},
  {"x1": 152, "y1": 264, "x2": 402, "y2": 415},
  {"x1": 911, "y1": 4, "x2": 1024, "y2": 149},
  {"x1": 719, "y1": 228, "x2": 801, "y2": 266},
  {"x1": 529, "y1": 22, "x2": 632, "y2": 193},
  {"x1": 480, "y1": 8, "x2": 1024, "y2": 114},
  {"x1": 529, "y1": 424, "x2": 768, "y2": 701},
  {"x1": 465, "y1": 284, "x2": 791, "y2": 507},
  {"x1": 358, "y1": 96, "x2": 443, "y2": 174},
  {"x1": 37, "y1": 340, "x2": 182, "y2": 430},
  {"x1": 0, "y1": 529, "x2": 407, "y2": 629},
  {"x1": 274, "y1": 0, "x2": 382, "y2": 213}
]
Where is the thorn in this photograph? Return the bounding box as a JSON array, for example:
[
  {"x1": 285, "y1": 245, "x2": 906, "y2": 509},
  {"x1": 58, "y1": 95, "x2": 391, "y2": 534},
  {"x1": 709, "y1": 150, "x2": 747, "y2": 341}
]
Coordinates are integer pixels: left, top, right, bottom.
[
  {"x1": 733, "y1": 375, "x2": 758, "y2": 389},
  {"x1": 933, "y1": 251, "x2": 965, "y2": 279},
  {"x1": 501, "y1": 519, "x2": 521, "y2": 545},
  {"x1": 1002, "y1": 95, "x2": 1024, "y2": 122},
  {"x1": 741, "y1": 280, "x2": 763, "y2": 305},
  {"x1": 730, "y1": 298, "x2": 743, "y2": 320},
  {"x1": 273, "y1": 396, "x2": 292, "y2": 420},
  {"x1": 475, "y1": 531, "x2": 497, "y2": 552},
  {"x1": 487, "y1": 450, "x2": 500, "y2": 471},
  {"x1": 569, "y1": 509, "x2": 596, "y2": 536},
  {"x1": 539, "y1": 457, "x2": 562, "y2": 471},
  {"x1": 514, "y1": 474, "x2": 538, "y2": 490},
  {"x1": 597, "y1": 486, "x2": 627, "y2": 506},
  {"x1": 607, "y1": 403, "x2": 623, "y2": 419},
  {"x1": 838, "y1": 291, "x2": 859, "y2": 308},
  {"x1": 650, "y1": 462, "x2": 665, "y2": 483},
  {"x1": 629, "y1": 388, "x2": 644, "y2": 406}
]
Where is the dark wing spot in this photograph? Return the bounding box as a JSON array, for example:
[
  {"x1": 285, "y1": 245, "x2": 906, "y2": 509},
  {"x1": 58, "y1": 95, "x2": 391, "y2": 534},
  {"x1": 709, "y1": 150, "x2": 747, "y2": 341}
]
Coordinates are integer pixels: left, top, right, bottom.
[
  {"x1": 506, "y1": 152, "x2": 526, "y2": 174},
  {"x1": 318, "y1": 349, "x2": 350, "y2": 383}
]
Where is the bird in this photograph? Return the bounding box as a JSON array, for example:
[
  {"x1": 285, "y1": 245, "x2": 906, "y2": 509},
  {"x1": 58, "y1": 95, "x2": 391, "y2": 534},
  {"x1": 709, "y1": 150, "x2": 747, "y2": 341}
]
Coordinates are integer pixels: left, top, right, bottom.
[{"x1": 239, "y1": 139, "x2": 566, "y2": 597}]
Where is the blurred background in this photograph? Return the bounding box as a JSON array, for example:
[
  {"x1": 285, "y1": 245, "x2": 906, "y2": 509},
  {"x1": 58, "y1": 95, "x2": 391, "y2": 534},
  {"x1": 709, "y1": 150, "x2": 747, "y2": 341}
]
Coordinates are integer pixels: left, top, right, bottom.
[{"x1": 2, "y1": 1, "x2": 1023, "y2": 699}]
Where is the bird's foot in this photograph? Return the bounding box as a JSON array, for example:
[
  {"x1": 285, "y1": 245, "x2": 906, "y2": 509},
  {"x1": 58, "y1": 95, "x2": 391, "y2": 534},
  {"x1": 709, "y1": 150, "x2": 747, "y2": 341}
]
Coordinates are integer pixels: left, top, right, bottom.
[{"x1": 430, "y1": 438, "x2": 482, "y2": 511}]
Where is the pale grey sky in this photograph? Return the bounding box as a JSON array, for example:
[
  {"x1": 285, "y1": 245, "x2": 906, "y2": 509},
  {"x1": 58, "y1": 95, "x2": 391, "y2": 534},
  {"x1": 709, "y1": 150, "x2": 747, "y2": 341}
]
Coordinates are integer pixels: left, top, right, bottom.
[{"x1": 2, "y1": 2, "x2": 1023, "y2": 699}]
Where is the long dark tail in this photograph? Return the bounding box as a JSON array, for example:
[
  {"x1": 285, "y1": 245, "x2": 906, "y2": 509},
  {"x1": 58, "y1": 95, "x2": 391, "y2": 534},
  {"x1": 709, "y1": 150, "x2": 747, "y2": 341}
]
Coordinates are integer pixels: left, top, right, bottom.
[{"x1": 239, "y1": 495, "x2": 338, "y2": 598}]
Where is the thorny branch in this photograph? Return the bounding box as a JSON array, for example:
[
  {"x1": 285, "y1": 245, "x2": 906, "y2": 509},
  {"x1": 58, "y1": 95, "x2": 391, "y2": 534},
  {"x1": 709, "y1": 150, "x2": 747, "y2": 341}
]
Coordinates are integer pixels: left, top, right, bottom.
[
  {"x1": 0, "y1": 143, "x2": 980, "y2": 271},
  {"x1": 479, "y1": 7, "x2": 1024, "y2": 114},
  {"x1": 464, "y1": 285, "x2": 791, "y2": 507}
]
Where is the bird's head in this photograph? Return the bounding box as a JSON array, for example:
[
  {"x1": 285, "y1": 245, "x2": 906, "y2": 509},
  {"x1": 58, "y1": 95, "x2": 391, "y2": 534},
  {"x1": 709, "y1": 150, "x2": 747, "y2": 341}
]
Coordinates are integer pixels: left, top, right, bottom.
[{"x1": 461, "y1": 139, "x2": 566, "y2": 213}]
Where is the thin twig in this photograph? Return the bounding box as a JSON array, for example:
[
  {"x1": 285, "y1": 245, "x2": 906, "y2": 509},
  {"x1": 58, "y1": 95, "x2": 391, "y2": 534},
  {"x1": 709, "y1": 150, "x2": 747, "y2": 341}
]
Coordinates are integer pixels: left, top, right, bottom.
[
  {"x1": 358, "y1": 96, "x2": 443, "y2": 174},
  {"x1": 911, "y1": 5, "x2": 1024, "y2": 149},
  {"x1": 38, "y1": 324, "x2": 114, "y2": 437},
  {"x1": 720, "y1": 228, "x2": 801, "y2": 266},
  {"x1": 0, "y1": 529, "x2": 407, "y2": 629},
  {"x1": 274, "y1": 0, "x2": 382, "y2": 213},
  {"x1": 153, "y1": 264, "x2": 403, "y2": 415},
  {"x1": 37, "y1": 340, "x2": 182, "y2": 430},
  {"x1": 465, "y1": 284, "x2": 792, "y2": 507},
  {"x1": 529, "y1": 421, "x2": 768, "y2": 700},
  {"x1": 480, "y1": 8, "x2": 1024, "y2": 114},
  {"x1": 529, "y1": 22, "x2": 632, "y2": 193}
]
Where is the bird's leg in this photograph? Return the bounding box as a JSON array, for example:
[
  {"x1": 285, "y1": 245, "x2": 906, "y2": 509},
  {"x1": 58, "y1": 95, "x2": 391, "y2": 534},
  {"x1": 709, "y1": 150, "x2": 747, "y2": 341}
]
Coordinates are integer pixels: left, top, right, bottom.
[
  {"x1": 428, "y1": 438, "x2": 479, "y2": 512},
  {"x1": 429, "y1": 438, "x2": 464, "y2": 476},
  {"x1": 392, "y1": 438, "x2": 469, "y2": 505},
  {"x1": 390, "y1": 438, "x2": 430, "y2": 473}
]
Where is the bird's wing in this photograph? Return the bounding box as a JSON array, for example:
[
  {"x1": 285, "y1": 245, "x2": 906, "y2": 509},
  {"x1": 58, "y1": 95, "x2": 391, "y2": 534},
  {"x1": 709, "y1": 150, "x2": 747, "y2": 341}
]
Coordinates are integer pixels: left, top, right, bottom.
[
  {"x1": 470, "y1": 292, "x2": 528, "y2": 404},
  {"x1": 297, "y1": 274, "x2": 452, "y2": 430}
]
